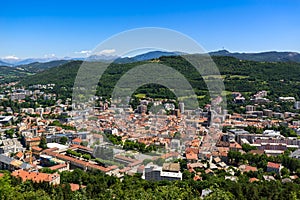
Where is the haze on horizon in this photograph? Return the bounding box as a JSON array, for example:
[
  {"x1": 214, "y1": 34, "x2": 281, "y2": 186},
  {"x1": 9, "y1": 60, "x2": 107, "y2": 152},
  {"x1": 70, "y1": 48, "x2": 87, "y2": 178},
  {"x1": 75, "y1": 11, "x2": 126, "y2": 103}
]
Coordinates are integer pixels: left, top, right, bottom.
[{"x1": 1, "y1": 0, "x2": 299, "y2": 59}]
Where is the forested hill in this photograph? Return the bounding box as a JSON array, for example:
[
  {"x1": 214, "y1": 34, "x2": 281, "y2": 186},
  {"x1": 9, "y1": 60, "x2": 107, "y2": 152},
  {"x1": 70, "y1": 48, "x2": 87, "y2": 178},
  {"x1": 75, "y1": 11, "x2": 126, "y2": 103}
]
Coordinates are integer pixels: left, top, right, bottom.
[
  {"x1": 16, "y1": 60, "x2": 70, "y2": 73},
  {"x1": 0, "y1": 66, "x2": 33, "y2": 84},
  {"x1": 19, "y1": 56, "x2": 300, "y2": 101},
  {"x1": 210, "y1": 50, "x2": 300, "y2": 63}
]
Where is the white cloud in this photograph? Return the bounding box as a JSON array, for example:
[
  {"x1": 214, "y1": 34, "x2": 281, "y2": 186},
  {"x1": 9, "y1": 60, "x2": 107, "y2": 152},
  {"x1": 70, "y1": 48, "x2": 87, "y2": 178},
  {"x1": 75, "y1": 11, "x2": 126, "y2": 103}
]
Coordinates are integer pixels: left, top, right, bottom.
[
  {"x1": 75, "y1": 49, "x2": 116, "y2": 57},
  {"x1": 75, "y1": 50, "x2": 92, "y2": 56},
  {"x1": 96, "y1": 49, "x2": 116, "y2": 55},
  {"x1": 75, "y1": 50, "x2": 92, "y2": 54},
  {"x1": 2, "y1": 55, "x2": 19, "y2": 60},
  {"x1": 44, "y1": 53, "x2": 56, "y2": 58}
]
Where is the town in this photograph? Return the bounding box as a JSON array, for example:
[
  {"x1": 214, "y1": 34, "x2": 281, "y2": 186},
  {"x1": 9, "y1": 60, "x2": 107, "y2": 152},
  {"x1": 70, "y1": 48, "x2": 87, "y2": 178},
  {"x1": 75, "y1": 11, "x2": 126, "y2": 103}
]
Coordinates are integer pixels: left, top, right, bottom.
[{"x1": 1, "y1": 81, "x2": 300, "y2": 198}]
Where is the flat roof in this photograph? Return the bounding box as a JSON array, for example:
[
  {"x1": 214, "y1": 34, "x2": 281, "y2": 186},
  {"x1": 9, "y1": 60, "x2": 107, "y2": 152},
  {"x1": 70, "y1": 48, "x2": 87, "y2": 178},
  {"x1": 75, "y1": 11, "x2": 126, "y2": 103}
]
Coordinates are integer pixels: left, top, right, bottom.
[{"x1": 47, "y1": 143, "x2": 68, "y2": 150}]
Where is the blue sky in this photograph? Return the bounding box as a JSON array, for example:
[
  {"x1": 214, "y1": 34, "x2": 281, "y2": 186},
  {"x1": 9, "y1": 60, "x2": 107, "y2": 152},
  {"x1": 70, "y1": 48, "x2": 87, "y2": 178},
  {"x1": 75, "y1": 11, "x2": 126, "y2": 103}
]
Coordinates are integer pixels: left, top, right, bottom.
[{"x1": 1, "y1": 0, "x2": 300, "y2": 58}]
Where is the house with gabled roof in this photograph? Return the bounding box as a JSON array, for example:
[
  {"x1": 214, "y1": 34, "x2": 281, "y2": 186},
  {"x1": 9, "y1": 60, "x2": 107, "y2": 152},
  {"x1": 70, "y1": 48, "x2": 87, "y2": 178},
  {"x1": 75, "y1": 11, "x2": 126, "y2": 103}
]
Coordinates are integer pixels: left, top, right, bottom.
[{"x1": 267, "y1": 162, "x2": 282, "y2": 174}]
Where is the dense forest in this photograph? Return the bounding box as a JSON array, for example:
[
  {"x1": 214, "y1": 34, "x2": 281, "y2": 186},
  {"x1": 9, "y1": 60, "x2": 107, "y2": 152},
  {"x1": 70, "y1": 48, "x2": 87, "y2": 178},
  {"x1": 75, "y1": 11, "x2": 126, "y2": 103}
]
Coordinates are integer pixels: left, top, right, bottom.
[{"x1": 18, "y1": 55, "x2": 300, "y2": 107}]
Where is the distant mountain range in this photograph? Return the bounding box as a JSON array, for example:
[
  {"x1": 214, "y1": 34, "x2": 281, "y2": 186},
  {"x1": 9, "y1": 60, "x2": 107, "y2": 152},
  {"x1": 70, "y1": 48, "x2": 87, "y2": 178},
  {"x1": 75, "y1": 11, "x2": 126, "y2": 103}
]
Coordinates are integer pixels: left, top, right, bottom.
[
  {"x1": 0, "y1": 57, "x2": 63, "y2": 66},
  {"x1": 0, "y1": 60, "x2": 10, "y2": 66},
  {"x1": 209, "y1": 50, "x2": 300, "y2": 62},
  {"x1": 16, "y1": 60, "x2": 70, "y2": 73},
  {"x1": 1, "y1": 50, "x2": 300, "y2": 68}
]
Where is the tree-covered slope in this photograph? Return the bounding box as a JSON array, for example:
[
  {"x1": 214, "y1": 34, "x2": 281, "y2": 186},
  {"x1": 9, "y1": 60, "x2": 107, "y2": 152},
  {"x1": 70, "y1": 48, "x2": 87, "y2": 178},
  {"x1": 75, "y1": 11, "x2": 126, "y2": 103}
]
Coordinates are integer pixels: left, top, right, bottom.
[
  {"x1": 210, "y1": 50, "x2": 300, "y2": 63},
  {"x1": 16, "y1": 60, "x2": 70, "y2": 73},
  {"x1": 19, "y1": 56, "x2": 300, "y2": 101}
]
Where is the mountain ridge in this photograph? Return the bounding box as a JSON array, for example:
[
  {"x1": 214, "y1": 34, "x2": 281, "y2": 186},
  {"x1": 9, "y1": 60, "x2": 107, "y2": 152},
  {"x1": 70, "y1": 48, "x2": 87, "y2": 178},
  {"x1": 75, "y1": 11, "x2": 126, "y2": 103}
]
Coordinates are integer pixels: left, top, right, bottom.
[
  {"x1": 209, "y1": 50, "x2": 300, "y2": 62},
  {"x1": 2, "y1": 49, "x2": 300, "y2": 70}
]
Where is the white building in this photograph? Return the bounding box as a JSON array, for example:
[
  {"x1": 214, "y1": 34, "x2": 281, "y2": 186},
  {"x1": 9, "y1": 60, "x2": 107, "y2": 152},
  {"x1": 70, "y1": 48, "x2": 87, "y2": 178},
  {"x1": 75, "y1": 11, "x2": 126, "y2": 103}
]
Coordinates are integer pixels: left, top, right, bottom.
[
  {"x1": 294, "y1": 101, "x2": 300, "y2": 110},
  {"x1": 279, "y1": 97, "x2": 296, "y2": 102},
  {"x1": 143, "y1": 163, "x2": 182, "y2": 181},
  {"x1": 263, "y1": 130, "x2": 281, "y2": 137}
]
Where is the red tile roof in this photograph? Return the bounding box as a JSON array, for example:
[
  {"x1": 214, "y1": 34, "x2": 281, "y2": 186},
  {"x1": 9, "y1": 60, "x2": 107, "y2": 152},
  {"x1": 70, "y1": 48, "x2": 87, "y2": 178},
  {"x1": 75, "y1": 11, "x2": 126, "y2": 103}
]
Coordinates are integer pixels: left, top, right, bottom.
[
  {"x1": 267, "y1": 162, "x2": 281, "y2": 169},
  {"x1": 249, "y1": 150, "x2": 264, "y2": 155},
  {"x1": 15, "y1": 151, "x2": 23, "y2": 159},
  {"x1": 186, "y1": 147, "x2": 199, "y2": 154},
  {"x1": 72, "y1": 138, "x2": 82, "y2": 143},
  {"x1": 49, "y1": 163, "x2": 67, "y2": 171},
  {"x1": 186, "y1": 152, "x2": 198, "y2": 160},
  {"x1": 244, "y1": 165, "x2": 258, "y2": 172},
  {"x1": 26, "y1": 137, "x2": 41, "y2": 142},
  {"x1": 32, "y1": 146, "x2": 43, "y2": 152},
  {"x1": 193, "y1": 175, "x2": 201, "y2": 181},
  {"x1": 12, "y1": 170, "x2": 59, "y2": 183},
  {"x1": 69, "y1": 183, "x2": 86, "y2": 191},
  {"x1": 44, "y1": 150, "x2": 112, "y2": 173},
  {"x1": 249, "y1": 177, "x2": 259, "y2": 183}
]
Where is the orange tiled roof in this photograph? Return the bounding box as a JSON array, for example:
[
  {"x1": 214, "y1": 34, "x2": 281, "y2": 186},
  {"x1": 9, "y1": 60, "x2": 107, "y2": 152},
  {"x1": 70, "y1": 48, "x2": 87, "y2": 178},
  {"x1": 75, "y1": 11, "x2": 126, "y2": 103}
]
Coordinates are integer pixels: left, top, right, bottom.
[
  {"x1": 244, "y1": 165, "x2": 258, "y2": 172},
  {"x1": 267, "y1": 162, "x2": 281, "y2": 169},
  {"x1": 70, "y1": 144, "x2": 93, "y2": 152},
  {"x1": 186, "y1": 152, "x2": 198, "y2": 160},
  {"x1": 32, "y1": 146, "x2": 43, "y2": 152},
  {"x1": 69, "y1": 183, "x2": 86, "y2": 191},
  {"x1": 26, "y1": 137, "x2": 41, "y2": 142},
  {"x1": 49, "y1": 163, "x2": 67, "y2": 171},
  {"x1": 44, "y1": 150, "x2": 111, "y2": 172},
  {"x1": 186, "y1": 147, "x2": 199, "y2": 154},
  {"x1": 249, "y1": 177, "x2": 259, "y2": 183},
  {"x1": 249, "y1": 150, "x2": 264, "y2": 155},
  {"x1": 193, "y1": 175, "x2": 201, "y2": 181},
  {"x1": 229, "y1": 142, "x2": 242, "y2": 149},
  {"x1": 72, "y1": 138, "x2": 82, "y2": 143},
  {"x1": 12, "y1": 170, "x2": 59, "y2": 183},
  {"x1": 15, "y1": 151, "x2": 23, "y2": 159}
]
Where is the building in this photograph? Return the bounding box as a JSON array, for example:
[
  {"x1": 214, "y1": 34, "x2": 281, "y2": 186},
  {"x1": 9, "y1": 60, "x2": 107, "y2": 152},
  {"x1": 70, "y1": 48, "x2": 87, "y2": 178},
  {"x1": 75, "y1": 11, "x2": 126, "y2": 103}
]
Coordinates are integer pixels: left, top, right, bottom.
[
  {"x1": 72, "y1": 138, "x2": 82, "y2": 145},
  {"x1": 143, "y1": 163, "x2": 182, "y2": 181},
  {"x1": 25, "y1": 137, "x2": 41, "y2": 148},
  {"x1": 290, "y1": 149, "x2": 300, "y2": 159},
  {"x1": 0, "y1": 154, "x2": 33, "y2": 171},
  {"x1": 49, "y1": 163, "x2": 69, "y2": 172},
  {"x1": 91, "y1": 134, "x2": 104, "y2": 144},
  {"x1": 0, "y1": 154, "x2": 13, "y2": 171},
  {"x1": 263, "y1": 130, "x2": 281, "y2": 137},
  {"x1": 246, "y1": 105, "x2": 255, "y2": 112},
  {"x1": 137, "y1": 105, "x2": 147, "y2": 114},
  {"x1": 263, "y1": 109, "x2": 273, "y2": 118},
  {"x1": 10, "y1": 93, "x2": 26, "y2": 101},
  {"x1": 104, "y1": 128, "x2": 118, "y2": 135},
  {"x1": 239, "y1": 165, "x2": 258, "y2": 173},
  {"x1": 266, "y1": 162, "x2": 281, "y2": 174},
  {"x1": 179, "y1": 102, "x2": 185, "y2": 113},
  {"x1": 294, "y1": 101, "x2": 300, "y2": 110},
  {"x1": 0, "y1": 116, "x2": 13, "y2": 125},
  {"x1": 279, "y1": 97, "x2": 296, "y2": 102},
  {"x1": 170, "y1": 139, "x2": 181, "y2": 150},
  {"x1": 12, "y1": 170, "x2": 60, "y2": 185},
  {"x1": 0, "y1": 138, "x2": 24, "y2": 154}
]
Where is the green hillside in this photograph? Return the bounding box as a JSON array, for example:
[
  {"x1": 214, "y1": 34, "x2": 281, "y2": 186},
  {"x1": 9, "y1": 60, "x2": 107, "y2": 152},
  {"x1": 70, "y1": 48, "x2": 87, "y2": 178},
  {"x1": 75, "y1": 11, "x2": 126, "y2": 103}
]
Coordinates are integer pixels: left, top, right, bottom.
[
  {"x1": 19, "y1": 56, "x2": 300, "y2": 104},
  {"x1": 0, "y1": 66, "x2": 33, "y2": 84},
  {"x1": 17, "y1": 60, "x2": 70, "y2": 73}
]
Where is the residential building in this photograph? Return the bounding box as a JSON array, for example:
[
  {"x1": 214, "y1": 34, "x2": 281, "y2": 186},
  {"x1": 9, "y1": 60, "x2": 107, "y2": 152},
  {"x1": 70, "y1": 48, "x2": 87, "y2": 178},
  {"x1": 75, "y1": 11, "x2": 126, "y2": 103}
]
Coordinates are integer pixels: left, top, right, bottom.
[
  {"x1": 266, "y1": 162, "x2": 281, "y2": 174},
  {"x1": 144, "y1": 163, "x2": 182, "y2": 181},
  {"x1": 12, "y1": 170, "x2": 60, "y2": 185}
]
